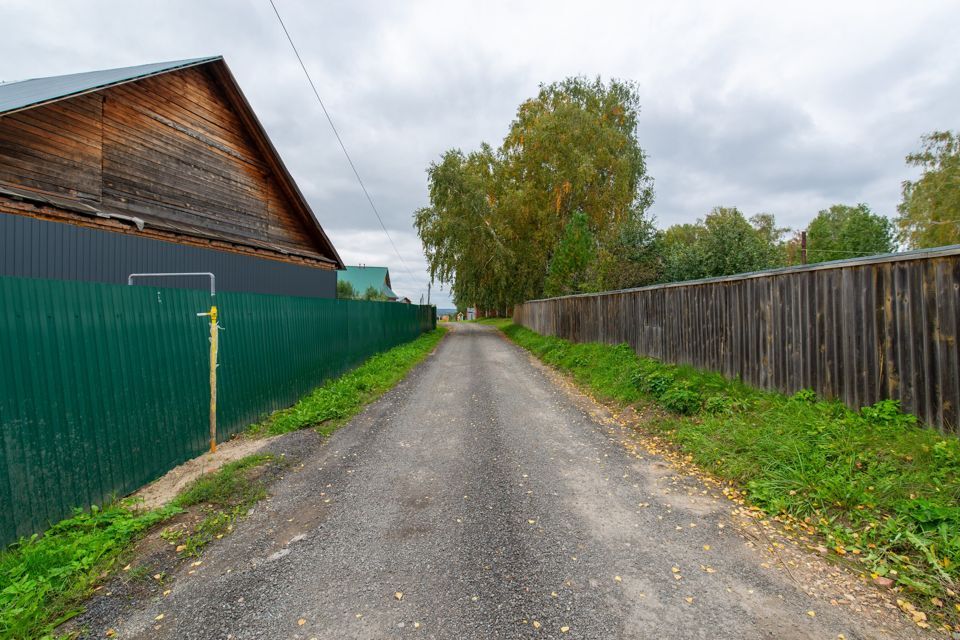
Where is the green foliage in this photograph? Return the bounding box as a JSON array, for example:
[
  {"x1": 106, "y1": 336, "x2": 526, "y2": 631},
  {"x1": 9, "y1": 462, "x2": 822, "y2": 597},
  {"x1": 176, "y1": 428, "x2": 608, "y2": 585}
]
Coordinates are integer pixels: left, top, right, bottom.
[
  {"x1": 544, "y1": 211, "x2": 596, "y2": 297},
  {"x1": 860, "y1": 398, "x2": 918, "y2": 428},
  {"x1": 0, "y1": 502, "x2": 179, "y2": 639},
  {"x1": 494, "y1": 320, "x2": 960, "y2": 606},
  {"x1": 173, "y1": 454, "x2": 273, "y2": 509},
  {"x1": 0, "y1": 452, "x2": 280, "y2": 638},
  {"x1": 806, "y1": 203, "x2": 895, "y2": 263},
  {"x1": 897, "y1": 130, "x2": 960, "y2": 248},
  {"x1": 661, "y1": 207, "x2": 787, "y2": 282},
  {"x1": 659, "y1": 382, "x2": 703, "y2": 415},
  {"x1": 592, "y1": 212, "x2": 663, "y2": 290},
  {"x1": 163, "y1": 454, "x2": 275, "y2": 558},
  {"x1": 415, "y1": 77, "x2": 654, "y2": 309},
  {"x1": 336, "y1": 280, "x2": 357, "y2": 300},
  {"x1": 362, "y1": 286, "x2": 389, "y2": 301},
  {"x1": 252, "y1": 328, "x2": 447, "y2": 437}
]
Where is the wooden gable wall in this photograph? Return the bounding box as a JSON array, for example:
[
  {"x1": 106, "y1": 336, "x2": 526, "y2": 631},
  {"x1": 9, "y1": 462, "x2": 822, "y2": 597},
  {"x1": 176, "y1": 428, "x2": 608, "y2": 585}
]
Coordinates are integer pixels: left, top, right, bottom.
[{"x1": 0, "y1": 65, "x2": 333, "y2": 267}]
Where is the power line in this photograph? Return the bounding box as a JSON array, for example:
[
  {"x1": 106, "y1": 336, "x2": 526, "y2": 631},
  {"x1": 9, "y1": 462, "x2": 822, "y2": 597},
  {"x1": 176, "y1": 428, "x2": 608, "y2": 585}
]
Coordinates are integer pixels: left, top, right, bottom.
[{"x1": 267, "y1": 0, "x2": 418, "y2": 286}]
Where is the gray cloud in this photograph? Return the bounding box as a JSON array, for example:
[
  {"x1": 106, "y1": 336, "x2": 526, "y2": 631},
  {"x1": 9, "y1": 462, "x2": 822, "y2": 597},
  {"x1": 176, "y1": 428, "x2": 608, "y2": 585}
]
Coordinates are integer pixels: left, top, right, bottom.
[{"x1": 2, "y1": 0, "x2": 959, "y2": 306}]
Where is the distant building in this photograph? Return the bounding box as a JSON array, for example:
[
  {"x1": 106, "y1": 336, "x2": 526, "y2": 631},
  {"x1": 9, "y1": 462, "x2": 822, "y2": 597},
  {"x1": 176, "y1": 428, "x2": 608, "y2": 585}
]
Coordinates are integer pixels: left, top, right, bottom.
[
  {"x1": 337, "y1": 265, "x2": 398, "y2": 300},
  {"x1": 0, "y1": 57, "x2": 344, "y2": 297}
]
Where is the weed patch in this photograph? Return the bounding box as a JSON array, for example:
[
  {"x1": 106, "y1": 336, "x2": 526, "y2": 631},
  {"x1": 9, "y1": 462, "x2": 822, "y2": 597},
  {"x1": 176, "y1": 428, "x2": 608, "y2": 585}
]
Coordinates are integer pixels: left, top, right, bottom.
[
  {"x1": 0, "y1": 501, "x2": 178, "y2": 639},
  {"x1": 250, "y1": 328, "x2": 446, "y2": 437},
  {"x1": 162, "y1": 454, "x2": 275, "y2": 557},
  {"x1": 494, "y1": 320, "x2": 960, "y2": 625}
]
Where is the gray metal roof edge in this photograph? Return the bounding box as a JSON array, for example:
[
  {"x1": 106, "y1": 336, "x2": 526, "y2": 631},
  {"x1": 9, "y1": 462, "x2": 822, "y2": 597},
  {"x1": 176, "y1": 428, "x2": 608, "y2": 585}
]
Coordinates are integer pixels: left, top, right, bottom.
[
  {"x1": 0, "y1": 56, "x2": 222, "y2": 116},
  {"x1": 524, "y1": 244, "x2": 960, "y2": 303}
]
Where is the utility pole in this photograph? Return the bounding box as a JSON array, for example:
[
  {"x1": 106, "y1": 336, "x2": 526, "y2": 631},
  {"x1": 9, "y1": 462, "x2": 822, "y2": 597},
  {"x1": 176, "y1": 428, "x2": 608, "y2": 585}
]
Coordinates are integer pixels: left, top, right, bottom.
[
  {"x1": 427, "y1": 281, "x2": 431, "y2": 306},
  {"x1": 801, "y1": 231, "x2": 807, "y2": 265}
]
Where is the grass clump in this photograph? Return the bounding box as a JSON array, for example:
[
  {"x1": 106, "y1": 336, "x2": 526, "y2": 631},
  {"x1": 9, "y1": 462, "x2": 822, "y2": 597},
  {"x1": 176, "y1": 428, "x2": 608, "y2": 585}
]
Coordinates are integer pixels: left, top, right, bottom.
[
  {"x1": 162, "y1": 454, "x2": 275, "y2": 557},
  {"x1": 0, "y1": 501, "x2": 179, "y2": 639},
  {"x1": 0, "y1": 454, "x2": 276, "y2": 638},
  {"x1": 494, "y1": 320, "x2": 960, "y2": 618},
  {"x1": 251, "y1": 328, "x2": 447, "y2": 437}
]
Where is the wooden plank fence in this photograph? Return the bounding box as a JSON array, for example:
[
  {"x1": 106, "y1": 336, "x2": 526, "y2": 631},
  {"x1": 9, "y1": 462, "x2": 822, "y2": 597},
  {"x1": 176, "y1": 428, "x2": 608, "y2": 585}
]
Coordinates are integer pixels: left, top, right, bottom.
[{"x1": 513, "y1": 246, "x2": 960, "y2": 433}]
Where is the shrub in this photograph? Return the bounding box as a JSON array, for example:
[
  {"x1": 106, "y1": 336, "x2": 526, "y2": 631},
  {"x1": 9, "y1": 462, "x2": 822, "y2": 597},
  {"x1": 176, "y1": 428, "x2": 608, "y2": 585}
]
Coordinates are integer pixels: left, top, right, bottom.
[
  {"x1": 703, "y1": 394, "x2": 735, "y2": 415},
  {"x1": 861, "y1": 398, "x2": 918, "y2": 428},
  {"x1": 660, "y1": 382, "x2": 703, "y2": 415}
]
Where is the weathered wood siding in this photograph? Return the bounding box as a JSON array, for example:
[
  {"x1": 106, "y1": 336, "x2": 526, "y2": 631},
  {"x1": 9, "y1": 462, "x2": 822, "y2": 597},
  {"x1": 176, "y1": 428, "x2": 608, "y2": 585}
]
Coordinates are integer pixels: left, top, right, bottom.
[
  {"x1": 0, "y1": 94, "x2": 103, "y2": 201},
  {"x1": 0, "y1": 64, "x2": 331, "y2": 266},
  {"x1": 514, "y1": 248, "x2": 960, "y2": 433}
]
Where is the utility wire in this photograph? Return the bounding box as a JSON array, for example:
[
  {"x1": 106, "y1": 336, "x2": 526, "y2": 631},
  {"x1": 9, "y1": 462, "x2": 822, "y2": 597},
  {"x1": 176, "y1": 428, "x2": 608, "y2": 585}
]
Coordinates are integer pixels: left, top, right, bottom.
[{"x1": 267, "y1": 0, "x2": 418, "y2": 286}]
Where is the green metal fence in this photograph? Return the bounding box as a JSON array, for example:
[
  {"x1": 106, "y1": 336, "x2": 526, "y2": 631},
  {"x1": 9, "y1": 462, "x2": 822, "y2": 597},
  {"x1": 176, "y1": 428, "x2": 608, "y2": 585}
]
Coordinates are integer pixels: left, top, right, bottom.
[{"x1": 0, "y1": 275, "x2": 435, "y2": 544}]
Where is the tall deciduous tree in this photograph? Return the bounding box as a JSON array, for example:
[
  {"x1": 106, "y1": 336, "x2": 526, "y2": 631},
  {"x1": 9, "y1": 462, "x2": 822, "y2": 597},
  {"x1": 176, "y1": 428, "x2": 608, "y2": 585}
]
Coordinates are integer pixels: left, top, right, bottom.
[
  {"x1": 544, "y1": 211, "x2": 595, "y2": 297},
  {"x1": 415, "y1": 76, "x2": 654, "y2": 309},
  {"x1": 806, "y1": 203, "x2": 895, "y2": 263},
  {"x1": 896, "y1": 131, "x2": 960, "y2": 248}
]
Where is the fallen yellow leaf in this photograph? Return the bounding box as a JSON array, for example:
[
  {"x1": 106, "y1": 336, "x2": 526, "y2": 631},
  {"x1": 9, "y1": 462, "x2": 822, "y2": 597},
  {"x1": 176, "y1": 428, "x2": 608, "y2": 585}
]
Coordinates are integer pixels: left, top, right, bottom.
[
  {"x1": 560, "y1": 626, "x2": 570, "y2": 633},
  {"x1": 532, "y1": 620, "x2": 541, "y2": 629},
  {"x1": 395, "y1": 591, "x2": 404, "y2": 601},
  {"x1": 298, "y1": 619, "x2": 306, "y2": 626}
]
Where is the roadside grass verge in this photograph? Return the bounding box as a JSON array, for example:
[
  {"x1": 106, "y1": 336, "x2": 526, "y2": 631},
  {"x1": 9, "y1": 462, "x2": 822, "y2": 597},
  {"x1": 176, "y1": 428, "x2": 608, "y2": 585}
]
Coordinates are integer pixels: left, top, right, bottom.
[
  {"x1": 0, "y1": 453, "x2": 277, "y2": 639},
  {"x1": 0, "y1": 502, "x2": 177, "y2": 639},
  {"x1": 249, "y1": 327, "x2": 447, "y2": 437},
  {"x1": 160, "y1": 454, "x2": 276, "y2": 558},
  {"x1": 493, "y1": 320, "x2": 960, "y2": 626},
  {"x1": 0, "y1": 330, "x2": 445, "y2": 639}
]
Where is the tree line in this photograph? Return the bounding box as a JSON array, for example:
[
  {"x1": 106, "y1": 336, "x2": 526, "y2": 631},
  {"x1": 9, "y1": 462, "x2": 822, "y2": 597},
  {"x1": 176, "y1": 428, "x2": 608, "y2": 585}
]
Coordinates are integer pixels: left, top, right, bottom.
[{"x1": 414, "y1": 77, "x2": 960, "y2": 311}]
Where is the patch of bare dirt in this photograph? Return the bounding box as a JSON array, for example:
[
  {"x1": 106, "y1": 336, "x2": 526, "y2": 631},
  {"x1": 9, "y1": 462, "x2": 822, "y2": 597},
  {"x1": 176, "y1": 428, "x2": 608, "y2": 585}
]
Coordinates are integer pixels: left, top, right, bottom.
[{"x1": 132, "y1": 434, "x2": 280, "y2": 510}]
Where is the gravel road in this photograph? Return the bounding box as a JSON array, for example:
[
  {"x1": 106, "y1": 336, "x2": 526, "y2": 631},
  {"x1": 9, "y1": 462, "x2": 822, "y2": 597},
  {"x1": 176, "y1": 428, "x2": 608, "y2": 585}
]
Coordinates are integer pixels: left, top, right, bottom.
[{"x1": 87, "y1": 323, "x2": 919, "y2": 639}]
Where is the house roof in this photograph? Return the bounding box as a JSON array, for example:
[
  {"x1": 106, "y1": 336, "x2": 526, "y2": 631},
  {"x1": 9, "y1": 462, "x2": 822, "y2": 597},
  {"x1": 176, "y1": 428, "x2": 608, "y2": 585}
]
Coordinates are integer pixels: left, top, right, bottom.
[
  {"x1": 0, "y1": 57, "x2": 218, "y2": 116},
  {"x1": 0, "y1": 57, "x2": 345, "y2": 269},
  {"x1": 338, "y1": 266, "x2": 398, "y2": 299}
]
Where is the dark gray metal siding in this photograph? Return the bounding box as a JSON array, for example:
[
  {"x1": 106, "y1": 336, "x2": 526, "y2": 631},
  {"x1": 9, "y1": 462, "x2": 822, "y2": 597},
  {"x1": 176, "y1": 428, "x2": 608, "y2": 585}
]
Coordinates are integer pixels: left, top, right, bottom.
[{"x1": 0, "y1": 213, "x2": 336, "y2": 298}]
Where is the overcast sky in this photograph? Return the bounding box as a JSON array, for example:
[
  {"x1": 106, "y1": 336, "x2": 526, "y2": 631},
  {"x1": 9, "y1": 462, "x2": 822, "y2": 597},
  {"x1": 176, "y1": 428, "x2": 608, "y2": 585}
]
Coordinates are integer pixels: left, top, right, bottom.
[{"x1": 3, "y1": 0, "x2": 958, "y2": 306}]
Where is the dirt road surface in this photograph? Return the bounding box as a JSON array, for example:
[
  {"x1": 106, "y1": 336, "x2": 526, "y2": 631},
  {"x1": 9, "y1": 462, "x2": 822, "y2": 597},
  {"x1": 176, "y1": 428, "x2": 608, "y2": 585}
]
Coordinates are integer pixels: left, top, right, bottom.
[{"x1": 79, "y1": 323, "x2": 920, "y2": 639}]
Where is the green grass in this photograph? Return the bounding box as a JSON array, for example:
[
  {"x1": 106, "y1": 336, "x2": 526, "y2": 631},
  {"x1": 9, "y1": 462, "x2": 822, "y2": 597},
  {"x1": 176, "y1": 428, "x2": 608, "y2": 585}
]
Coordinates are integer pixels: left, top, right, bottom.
[
  {"x1": 494, "y1": 320, "x2": 960, "y2": 620},
  {"x1": 0, "y1": 501, "x2": 179, "y2": 639},
  {"x1": 0, "y1": 329, "x2": 445, "y2": 639},
  {"x1": 161, "y1": 454, "x2": 275, "y2": 558},
  {"x1": 250, "y1": 327, "x2": 447, "y2": 437}
]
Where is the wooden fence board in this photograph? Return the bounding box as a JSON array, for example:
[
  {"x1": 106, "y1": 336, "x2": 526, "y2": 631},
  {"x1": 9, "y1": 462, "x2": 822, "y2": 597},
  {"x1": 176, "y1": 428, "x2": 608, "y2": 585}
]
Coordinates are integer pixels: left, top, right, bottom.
[{"x1": 514, "y1": 247, "x2": 960, "y2": 433}]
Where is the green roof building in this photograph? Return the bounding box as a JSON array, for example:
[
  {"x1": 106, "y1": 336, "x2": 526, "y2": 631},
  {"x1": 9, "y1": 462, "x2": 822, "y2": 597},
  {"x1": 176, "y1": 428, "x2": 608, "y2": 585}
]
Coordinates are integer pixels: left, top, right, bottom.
[{"x1": 337, "y1": 265, "x2": 398, "y2": 300}]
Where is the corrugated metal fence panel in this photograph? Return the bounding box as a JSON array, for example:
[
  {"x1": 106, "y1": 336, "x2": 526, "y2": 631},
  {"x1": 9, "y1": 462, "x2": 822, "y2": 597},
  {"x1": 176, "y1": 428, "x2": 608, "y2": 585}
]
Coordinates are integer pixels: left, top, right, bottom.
[
  {"x1": 514, "y1": 250, "x2": 960, "y2": 434},
  {"x1": 0, "y1": 276, "x2": 435, "y2": 544}
]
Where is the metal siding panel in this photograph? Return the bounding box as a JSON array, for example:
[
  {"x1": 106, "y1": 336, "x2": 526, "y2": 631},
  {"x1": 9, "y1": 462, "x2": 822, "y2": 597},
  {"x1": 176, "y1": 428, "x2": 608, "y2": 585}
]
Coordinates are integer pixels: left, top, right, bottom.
[
  {"x1": 0, "y1": 274, "x2": 433, "y2": 543},
  {"x1": 0, "y1": 214, "x2": 336, "y2": 298}
]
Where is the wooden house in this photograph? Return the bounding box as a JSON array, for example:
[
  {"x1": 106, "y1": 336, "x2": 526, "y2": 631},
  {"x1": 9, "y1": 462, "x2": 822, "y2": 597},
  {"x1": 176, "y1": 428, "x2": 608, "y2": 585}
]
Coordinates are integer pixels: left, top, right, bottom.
[{"x1": 0, "y1": 56, "x2": 344, "y2": 297}]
